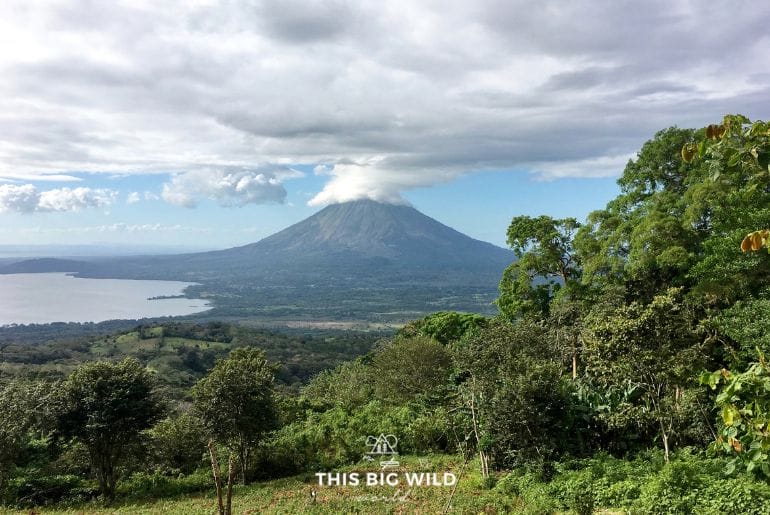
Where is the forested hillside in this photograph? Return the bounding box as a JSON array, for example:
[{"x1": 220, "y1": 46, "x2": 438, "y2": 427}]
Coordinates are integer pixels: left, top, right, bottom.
[
  {"x1": 0, "y1": 322, "x2": 380, "y2": 396},
  {"x1": 3, "y1": 115, "x2": 770, "y2": 513}
]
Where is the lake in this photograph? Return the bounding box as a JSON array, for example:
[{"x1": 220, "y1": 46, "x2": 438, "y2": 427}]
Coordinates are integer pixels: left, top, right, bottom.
[{"x1": 0, "y1": 273, "x2": 211, "y2": 325}]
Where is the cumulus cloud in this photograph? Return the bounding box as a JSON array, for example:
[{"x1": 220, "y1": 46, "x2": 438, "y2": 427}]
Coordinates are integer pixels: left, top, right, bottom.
[
  {"x1": 126, "y1": 191, "x2": 141, "y2": 204},
  {"x1": 0, "y1": 184, "x2": 39, "y2": 213},
  {"x1": 161, "y1": 168, "x2": 294, "y2": 208},
  {"x1": 37, "y1": 187, "x2": 116, "y2": 212},
  {"x1": 0, "y1": 184, "x2": 116, "y2": 213},
  {"x1": 0, "y1": 0, "x2": 769, "y2": 203},
  {"x1": 308, "y1": 159, "x2": 443, "y2": 205}
]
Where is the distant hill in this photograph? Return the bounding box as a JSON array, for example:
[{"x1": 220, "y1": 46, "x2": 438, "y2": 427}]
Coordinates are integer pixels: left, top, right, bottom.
[
  {"x1": 1, "y1": 200, "x2": 515, "y2": 321},
  {"x1": 0, "y1": 257, "x2": 87, "y2": 274}
]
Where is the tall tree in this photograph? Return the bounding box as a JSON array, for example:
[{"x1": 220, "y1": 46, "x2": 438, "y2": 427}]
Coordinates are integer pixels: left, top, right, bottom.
[
  {"x1": 497, "y1": 215, "x2": 580, "y2": 319},
  {"x1": 56, "y1": 358, "x2": 163, "y2": 498},
  {"x1": 192, "y1": 347, "x2": 277, "y2": 484},
  {"x1": 576, "y1": 118, "x2": 770, "y2": 306},
  {"x1": 574, "y1": 127, "x2": 701, "y2": 301}
]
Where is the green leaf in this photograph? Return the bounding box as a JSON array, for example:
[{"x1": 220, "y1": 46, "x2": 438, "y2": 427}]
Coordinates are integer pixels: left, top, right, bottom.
[
  {"x1": 727, "y1": 151, "x2": 742, "y2": 167},
  {"x1": 757, "y1": 150, "x2": 770, "y2": 171}
]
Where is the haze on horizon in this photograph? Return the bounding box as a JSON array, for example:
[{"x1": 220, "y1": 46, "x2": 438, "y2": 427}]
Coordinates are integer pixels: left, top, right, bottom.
[{"x1": 1, "y1": 0, "x2": 769, "y2": 249}]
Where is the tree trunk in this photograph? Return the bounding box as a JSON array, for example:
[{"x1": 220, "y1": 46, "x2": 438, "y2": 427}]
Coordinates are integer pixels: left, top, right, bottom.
[
  {"x1": 239, "y1": 444, "x2": 248, "y2": 486},
  {"x1": 572, "y1": 351, "x2": 577, "y2": 380},
  {"x1": 658, "y1": 418, "x2": 670, "y2": 463},
  {"x1": 93, "y1": 449, "x2": 116, "y2": 499},
  {"x1": 469, "y1": 380, "x2": 489, "y2": 480},
  {"x1": 226, "y1": 454, "x2": 235, "y2": 515},
  {"x1": 208, "y1": 440, "x2": 225, "y2": 515}
]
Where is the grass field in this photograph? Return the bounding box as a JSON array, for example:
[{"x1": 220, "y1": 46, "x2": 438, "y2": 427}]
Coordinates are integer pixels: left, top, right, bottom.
[
  {"x1": 5, "y1": 450, "x2": 762, "y2": 514},
  {"x1": 0, "y1": 455, "x2": 522, "y2": 515}
]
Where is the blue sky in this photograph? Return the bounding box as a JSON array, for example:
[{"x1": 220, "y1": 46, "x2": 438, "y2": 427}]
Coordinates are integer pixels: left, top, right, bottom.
[
  {"x1": 1, "y1": 1, "x2": 768, "y2": 252},
  {"x1": 0, "y1": 169, "x2": 620, "y2": 249}
]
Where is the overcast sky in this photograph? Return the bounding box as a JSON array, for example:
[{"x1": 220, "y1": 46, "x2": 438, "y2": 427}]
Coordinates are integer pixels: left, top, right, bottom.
[{"x1": 1, "y1": 0, "x2": 769, "y2": 249}]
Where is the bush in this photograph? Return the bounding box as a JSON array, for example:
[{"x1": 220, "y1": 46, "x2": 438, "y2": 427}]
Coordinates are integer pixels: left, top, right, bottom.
[
  {"x1": 549, "y1": 469, "x2": 595, "y2": 515},
  {"x1": 146, "y1": 413, "x2": 207, "y2": 474},
  {"x1": 117, "y1": 469, "x2": 210, "y2": 499},
  {"x1": 3, "y1": 474, "x2": 95, "y2": 507},
  {"x1": 495, "y1": 471, "x2": 559, "y2": 514},
  {"x1": 695, "y1": 477, "x2": 770, "y2": 515},
  {"x1": 631, "y1": 460, "x2": 703, "y2": 514},
  {"x1": 255, "y1": 400, "x2": 452, "y2": 479}
]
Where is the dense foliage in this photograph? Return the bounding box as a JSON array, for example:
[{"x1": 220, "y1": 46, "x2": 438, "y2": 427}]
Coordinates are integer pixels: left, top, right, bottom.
[{"x1": 56, "y1": 358, "x2": 164, "y2": 497}]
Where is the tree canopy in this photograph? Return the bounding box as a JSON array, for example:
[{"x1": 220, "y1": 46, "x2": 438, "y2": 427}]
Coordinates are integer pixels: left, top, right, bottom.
[
  {"x1": 192, "y1": 347, "x2": 277, "y2": 484},
  {"x1": 56, "y1": 358, "x2": 163, "y2": 498}
]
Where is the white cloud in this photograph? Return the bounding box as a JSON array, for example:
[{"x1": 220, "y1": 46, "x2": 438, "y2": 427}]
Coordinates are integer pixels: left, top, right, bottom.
[
  {"x1": 161, "y1": 168, "x2": 290, "y2": 208},
  {"x1": 0, "y1": 174, "x2": 83, "y2": 182},
  {"x1": 37, "y1": 187, "x2": 116, "y2": 212},
  {"x1": 0, "y1": 0, "x2": 769, "y2": 203},
  {"x1": 0, "y1": 184, "x2": 39, "y2": 213},
  {"x1": 308, "y1": 160, "x2": 427, "y2": 206},
  {"x1": 0, "y1": 184, "x2": 116, "y2": 213},
  {"x1": 529, "y1": 154, "x2": 636, "y2": 181},
  {"x1": 126, "y1": 191, "x2": 141, "y2": 204}
]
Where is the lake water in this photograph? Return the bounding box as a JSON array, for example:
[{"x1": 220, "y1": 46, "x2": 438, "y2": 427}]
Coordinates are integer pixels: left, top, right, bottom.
[{"x1": 0, "y1": 273, "x2": 211, "y2": 325}]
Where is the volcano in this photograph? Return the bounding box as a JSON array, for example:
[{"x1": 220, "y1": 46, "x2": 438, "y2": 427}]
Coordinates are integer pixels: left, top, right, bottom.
[
  {"x1": 210, "y1": 199, "x2": 513, "y2": 278},
  {"x1": 2, "y1": 200, "x2": 515, "y2": 320}
]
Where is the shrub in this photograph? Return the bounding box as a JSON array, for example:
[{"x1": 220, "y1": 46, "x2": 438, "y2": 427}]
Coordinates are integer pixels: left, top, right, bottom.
[
  {"x1": 117, "y1": 468, "x2": 210, "y2": 499},
  {"x1": 695, "y1": 477, "x2": 770, "y2": 515},
  {"x1": 3, "y1": 474, "x2": 95, "y2": 507}
]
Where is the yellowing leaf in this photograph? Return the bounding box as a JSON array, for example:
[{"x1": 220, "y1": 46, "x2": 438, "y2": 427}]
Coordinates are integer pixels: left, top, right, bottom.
[
  {"x1": 742, "y1": 230, "x2": 770, "y2": 252},
  {"x1": 681, "y1": 143, "x2": 697, "y2": 162},
  {"x1": 705, "y1": 124, "x2": 726, "y2": 140},
  {"x1": 724, "y1": 406, "x2": 735, "y2": 426},
  {"x1": 742, "y1": 236, "x2": 752, "y2": 252}
]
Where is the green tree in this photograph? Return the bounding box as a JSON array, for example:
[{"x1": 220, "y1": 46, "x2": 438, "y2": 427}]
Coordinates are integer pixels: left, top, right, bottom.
[
  {"x1": 398, "y1": 311, "x2": 488, "y2": 345},
  {"x1": 680, "y1": 115, "x2": 770, "y2": 304},
  {"x1": 0, "y1": 379, "x2": 59, "y2": 491},
  {"x1": 147, "y1": 412, "x2": 207, "y2": 474},
  {"x1": 302, "y1": 358, "x2": 375, "y2": 410},
  {"x1": 455, "y1": 318, "x2": 587, "y2": 469},
  {"x1": 192, "y1": 347, "x2": 277, "y2": 484},
  {"x1": 574, "y1": 127, "x2": 701, "y2": 300},
  {"x1": 581, "y1": 288, "x2": 704, "y2": 462},
  {"x1": 56, "y1": 358, "x2": 163, "y2": 498},
  {"x1": 497, "y1": 215, "x2": 581, "y2": 319},
  {"x1": 370, "y1": 335, "x2": 453, "y2": 404}
]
